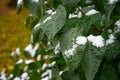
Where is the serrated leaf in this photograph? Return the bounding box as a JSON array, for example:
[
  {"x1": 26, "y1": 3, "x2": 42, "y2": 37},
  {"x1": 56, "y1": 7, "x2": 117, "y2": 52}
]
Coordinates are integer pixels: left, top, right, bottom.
[
  {"x1": 104, "y1": 40, "x2": 120, "y2": 62},
  {"x1": 17, "y1": 0, "x2": 24, "y2": 14},
  {"x1": 81, "y1": 43, "x2": 105, "y2": 80},
  {"x1": 42, "y1": 5, "x2": 66, "y2": 40}
]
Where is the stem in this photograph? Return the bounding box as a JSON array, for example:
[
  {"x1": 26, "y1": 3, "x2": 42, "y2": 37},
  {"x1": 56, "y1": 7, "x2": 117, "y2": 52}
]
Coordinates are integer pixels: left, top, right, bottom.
[
  {"x1": 45, "y1": 3, "x2": 55, "y2": 11},
  {"x1": 77, "y1": 6, "x2": 85, "y2": 15}
]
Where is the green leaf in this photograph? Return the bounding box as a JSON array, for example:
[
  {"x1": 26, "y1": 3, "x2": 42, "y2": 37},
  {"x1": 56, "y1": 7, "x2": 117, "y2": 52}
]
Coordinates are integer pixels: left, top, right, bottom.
[
  {"x1": 81, "y1": 43, "x2": 105, "y2": 80},
  {"x1": 24, "y1": 0, "x2": 43, "y2": 17},
  {"x1": 104, "y1": 40, "x2": 120, "y2": 62},
  {"x1": 98, "y1": 63, "x2": 119, "y2": 80},
  {"x1": 32, "y1": 23, "x2": 44, "y2": 43},
  {"x1": 51, "y1": 67, "x2": 62, "y2": 80},
  {"x1": 42, "y1": 5, "x2": 66, "y2": 40},
  {"x1": 60, "y1": 27, "x2": 86, "y2": 72},
  {"x1": 17, "y1": 0, "x2": 24, "y2": 14},
  {"x1": 30, "y1": 70, "x2": 41, "y2": 80},
  {"x1": 61, "y1": 0, "x2": 80, "y2": 12}
]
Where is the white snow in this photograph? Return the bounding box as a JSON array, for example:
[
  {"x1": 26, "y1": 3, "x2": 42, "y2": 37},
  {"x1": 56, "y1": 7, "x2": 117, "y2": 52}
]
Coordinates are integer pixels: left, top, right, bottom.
[
  {"x1": 8, "y1": 74, "x2": 13, "y2": 79},
  {"x1": 115, "y1": 20, "x2": 120, "y2": 33},
  {"x1": 25, "y1": 43, "x2": 39, "y2": 57},
  {"x1": 48, "y1": 61, "x2": 56, "y2": 67},
  {"x1": 86, "y1": 9, "x2": 99, "y2": 16},
  {"x1": 10, "y1": 51, "x2": 15, "y2": 57},
  {"x1": 37, "y1": 55, "x2": 41, "y2": 61},
  {"x1": 24, "y1": 66, "x2": 28, "y2": 71},
  {"x1": 59, "y1": 71, "x2": 64, "y2": 75},
  {"x1": 34, "y1": 23, "x2": 40, "y2": 29},
  {"x1": 76, "y1": 36, "x2": 87, "y2": 45},
  {"x1": 46, "y1": 9, "x2": 53, "y2": 14},
  {"x1": 43, "y1": 16, "x2": 52, "y2": 23},
  {"x1": 44, "y1": 55, "x2": 49, "y2": 60},
  {"x1": 54, "y1": 42, "x2": 60, "y2": 54},
  {"x1": 87, "y1": 35, "x2": 105, "y2": 48},
  {"x1": 64, "y1": 43, "x2": 78, "y2": 57},
  {"x1": 0, "y1": 72, "x2": 7, "y2": 80},
  {"x1": 69, "y1": 14, "x2": 78, "y2": 18},
  {"x1": 15, "y1": 47, "x2": 21, "y2": 55},
  {"x1": 25, "y1": 60, "x2": 34, "y2": 65},
  {"x1": 41, "y1": 69, "x2": 52, "y2": 79},
  {"x1": 14, "y1": 77, "x2": 20, "y2": 80},
  {"x1": 16, "y1": 58, "x2": 23, "y2": 64},
  {"x1": 42, "y1": 63, "x2": 47, "y2": 71},
  {"x1": 106, "y1": 34, "x2": 115, "y2": 45},
  {"x1": 32, "y1": 0, "x2": 39, "y2": 3},
  {"x1": 41, "y1": 76, "x2": 49, "y2": 80},
  {"x1": 17, "y1": 0, "x2": 23, "y2": 5},
  {"x1": 51, "y1": 11, "x2": 57, "y2": 15},
  {"x1": 108, "y1": 0, "x2": 118, "y2": 4},
  {"x1": 21, "y1": 72, "x2": 28, "y2": 79}
]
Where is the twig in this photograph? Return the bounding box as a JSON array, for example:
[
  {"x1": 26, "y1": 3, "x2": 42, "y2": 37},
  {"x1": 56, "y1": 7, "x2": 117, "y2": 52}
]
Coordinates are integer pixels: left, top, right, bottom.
[{"x1": 77, "y1": 6, "x2": 85, "y2": 15}]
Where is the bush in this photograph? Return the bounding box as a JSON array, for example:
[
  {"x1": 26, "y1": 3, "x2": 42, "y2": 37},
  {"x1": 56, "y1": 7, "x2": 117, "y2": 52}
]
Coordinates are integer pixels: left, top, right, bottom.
[{"x1": 1, "y1": 0, "x2": 120, "y2": 80}]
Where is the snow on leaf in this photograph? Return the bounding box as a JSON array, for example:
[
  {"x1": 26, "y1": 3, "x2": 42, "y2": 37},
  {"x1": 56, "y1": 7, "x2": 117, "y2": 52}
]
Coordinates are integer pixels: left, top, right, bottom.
[
  {"x1": 108, "y1": 0, "x2": 118, "y2": 4},
  {"x1": 54, "y1": 42, "x2": 61, "y2": 54},
  {"x1": 21, "y1": 72, "x2": 29, "y2": 80},
  {"x1": 76, "y1": 36, "x2": 87, "y2": 45},
  {"x1": 106, "y1": 34, "x2": 115, "y2": 45},
  {"x1": 87, "y1": 35, "x2": 105, "y2": 48},
  {"x1": 25, "y1": 60, "x2": 34, "y2": 65},
  {"x1": 16, "y1": 59, "x2": 23, "y2": 64},
  {"x1": 86, "y1": 9, "x2": 99, "y2": 16}
]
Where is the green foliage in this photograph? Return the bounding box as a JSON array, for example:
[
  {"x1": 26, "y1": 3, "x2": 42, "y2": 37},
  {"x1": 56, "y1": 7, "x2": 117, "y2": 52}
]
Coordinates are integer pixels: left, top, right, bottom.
[{"x1": 4, "y1": 0, "x2": 120, "y2": 80}]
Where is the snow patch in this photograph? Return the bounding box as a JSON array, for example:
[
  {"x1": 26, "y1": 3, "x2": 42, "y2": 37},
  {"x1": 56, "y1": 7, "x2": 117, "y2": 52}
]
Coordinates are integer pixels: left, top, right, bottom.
[
  {"x1": 64, "y1": 43, "x2": 78, "y2": 57},
  {"x1": 25, "y1": 43, "x2": 39, "y2": 57},
  {"x1": 106, "y1": 34, "x2": 115, "y2": 45},
  {"x1": 25, "y1": 60, "x2": 34, "y2": 65},
  {"x1": 17, "y1": 0, "x2": 23, "y2": 5},
  {"x1": 115, "y1": 20, "x2": 120, "y2": 33},
  {"x1": 37, "y1": 55, "x2": 41, "y2": 61},
  {"x1": 15, "y1": 47, "x2": 21, "y2": 55},
  {"x1": 14, "y1": 77, "x2": 20, "y2": 80},
  {"x1": 48, "y1": 61, "x2": 56, "y2": 67},
  {"x1": 76, "y1": 36, "x2": 87, "y2": 45},
  {"x1": 108, "y1": 0, "x2": 118, "y2": 4},
  {"x1": 21, "y1": 72, "x2": 28, "y2": 80},
  {"x1": 87, "y1": 35, "x2": 104, "y2": 48},
  {"x1": 43, "y1": 16, "x2": 52, "y2": 23},
  {"x1": 32, "y1": 0, "x2": 39, "y2": 3},
  {"x1": 41, "y1": 69, "x2": 52, "y2": 79},
  {"x1": 16, "y1": 58, "x2": 23, "y2": 64},
  {"x1": 34, "y1": 23, "x2": 40, "y2": 29},
  {"x1": 0, "y1": 72, "x2": 7, "y2": 80},
  {"x1": 86, "y1": 9, "x2": 99, "y2": 16},
  {"x1": 54, "y1": 42, "x2": 60, "y2": 54},
  {"x1": 42, "y1": 63, "x2": 47, "y2": 71}
]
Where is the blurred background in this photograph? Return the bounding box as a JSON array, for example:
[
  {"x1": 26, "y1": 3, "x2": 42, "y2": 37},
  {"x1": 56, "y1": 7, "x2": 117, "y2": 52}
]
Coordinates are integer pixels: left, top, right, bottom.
[{"x1": 0, "y1": 0, "x2": 31, "y2": 74}]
